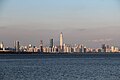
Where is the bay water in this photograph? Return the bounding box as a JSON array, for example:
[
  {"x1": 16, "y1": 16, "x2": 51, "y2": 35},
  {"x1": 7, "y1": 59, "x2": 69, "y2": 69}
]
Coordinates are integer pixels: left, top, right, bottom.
[{"x1": 0, "y1": 56, "x2": 120, "y2": 80}]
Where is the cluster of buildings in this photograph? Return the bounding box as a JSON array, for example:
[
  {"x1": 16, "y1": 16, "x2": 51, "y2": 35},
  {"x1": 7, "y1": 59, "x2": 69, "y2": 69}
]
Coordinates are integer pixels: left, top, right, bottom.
[{"x1": 0, "y1": 32, "x2": 120, "y2": 53}]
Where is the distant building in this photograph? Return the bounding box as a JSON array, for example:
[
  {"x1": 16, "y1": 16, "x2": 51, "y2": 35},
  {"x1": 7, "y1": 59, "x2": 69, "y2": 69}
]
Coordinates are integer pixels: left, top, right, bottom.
[
  {"x1": 110, "y1": 46, "x2": 119, "y2": 52},
  {"x1": 14, "y1": 41, "x2": 20, "y2": 52},
  {"x1": 50, "y1": 39, "x2": 54, "y2": 49},
  {"x1": 102, "y1": 44, "x2": 107, "y2": 52},
  {"x1": 39, "y1": 40, "x2": 43, "y2": 52},
  {"x1": 52, "y1": 46, "x2": 58, "y2": 53},
  {"x1": 60, "y1": 32, "x2": 64, "y2": 52},
  {"x1": 0, "y1": 42, "x2": 4, "y2": 49},
  {"x1": 80, "y1": 45, "x2": 84, "y2": 53},
  {"x1": 28, "y1": 44, "x2": 32, "y2": 48},
  {"x1": 63, "y1": 44, "x2": 72, "y2": 53},
  {"x1": 84, "y1": 47, "x2": 87, "y2": 53},
  {"x1": 97, "y1": 48, "x2": 102, "y2": 53},
  {"x1": 73, "y1": 44, "x2": 80, "y2": 52}
]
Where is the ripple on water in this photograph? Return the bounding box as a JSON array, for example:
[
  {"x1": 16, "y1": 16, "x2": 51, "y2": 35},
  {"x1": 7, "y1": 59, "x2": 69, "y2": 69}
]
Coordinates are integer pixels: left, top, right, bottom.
[{"x1": 0, "y1": 58, "x2": 120, "y2": 80}]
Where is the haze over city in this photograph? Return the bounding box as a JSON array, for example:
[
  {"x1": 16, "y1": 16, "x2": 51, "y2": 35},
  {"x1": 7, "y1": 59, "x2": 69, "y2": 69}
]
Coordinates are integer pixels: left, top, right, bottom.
[{"x1": 0, "y1": 0, "x2": 120, "y2": 48}]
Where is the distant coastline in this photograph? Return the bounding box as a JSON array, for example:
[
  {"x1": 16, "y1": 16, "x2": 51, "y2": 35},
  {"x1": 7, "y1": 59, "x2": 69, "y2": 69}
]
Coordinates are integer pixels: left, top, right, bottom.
[
  {"x1": 0, "y1": 51, "x2": 120, "y2": 54},
  {"x1": 0, "y1": 52, "x2": 120, "y2": 59}
]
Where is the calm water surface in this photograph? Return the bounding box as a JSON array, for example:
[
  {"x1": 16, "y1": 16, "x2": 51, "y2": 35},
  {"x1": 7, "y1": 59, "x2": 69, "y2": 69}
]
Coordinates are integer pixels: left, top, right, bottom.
[{"x1": 0, "y1": 58, "x2": 120, "y2": 80}]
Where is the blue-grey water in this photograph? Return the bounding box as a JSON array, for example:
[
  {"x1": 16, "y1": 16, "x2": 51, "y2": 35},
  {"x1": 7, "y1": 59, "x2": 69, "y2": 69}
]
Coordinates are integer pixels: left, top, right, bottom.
[{"x1": 0, "y1": 57, "x2": 120, "y2": 80}]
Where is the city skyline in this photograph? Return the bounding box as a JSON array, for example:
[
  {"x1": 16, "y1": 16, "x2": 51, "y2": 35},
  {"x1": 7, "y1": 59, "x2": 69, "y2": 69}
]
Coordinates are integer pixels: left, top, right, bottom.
[
  {"x1": 0, "y1": 32, "x2": 119, "y2": 53},
  {"x1": 0, "y1": 32, "x2": 119, "y2": 48},
  {"x1": 0, "y1": 0, "x2": 120, "y2": 48}
]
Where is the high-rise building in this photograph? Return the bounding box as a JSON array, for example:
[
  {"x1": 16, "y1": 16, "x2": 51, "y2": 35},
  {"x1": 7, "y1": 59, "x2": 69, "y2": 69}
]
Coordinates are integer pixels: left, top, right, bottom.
[
  {"x1": 14, "y1": 40, "x2": 20, "y2": 52},
  {"x1": 40, "y1": 40, "x2": 43, "y2": 52},
  {"x1": 60, "y1": 32, "x2": 63, "y2": 50},
  {"x1": 102, "y1": 44, "x2": 107, "y2": 52},
  {"x1": 84, "y1": 46, "x2": 87, "y2": 53},
  {"x1": 0, "y1": 42, "x2": 4, "y2": 49},
  {"x1": 50, "y1": 39, "x2": 54, "y2": 48}
]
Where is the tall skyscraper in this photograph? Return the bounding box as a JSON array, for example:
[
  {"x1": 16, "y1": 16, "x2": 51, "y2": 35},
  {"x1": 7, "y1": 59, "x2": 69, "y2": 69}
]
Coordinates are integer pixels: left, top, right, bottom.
[
  {"x1": 50, "y1": 39, "x2": 54, "y2": 48},
  {"x1": 0, "y1": 42, "x2": 4, "y2": 49},
  {"x1": 14, "y1": 40, "x2": 20, "y2": 52},
  {"x1": 60, "y1": 32, "x2": 63, "y2": 50},
  {"x1": 40, "y1": 40, "x2": 43, "y2": 52}
]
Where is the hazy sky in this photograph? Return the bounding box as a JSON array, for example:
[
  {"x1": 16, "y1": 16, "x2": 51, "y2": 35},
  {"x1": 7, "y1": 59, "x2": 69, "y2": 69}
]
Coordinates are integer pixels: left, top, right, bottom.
[{"x1": 0, "y1": 0, "x2": 120, "y2": 48}]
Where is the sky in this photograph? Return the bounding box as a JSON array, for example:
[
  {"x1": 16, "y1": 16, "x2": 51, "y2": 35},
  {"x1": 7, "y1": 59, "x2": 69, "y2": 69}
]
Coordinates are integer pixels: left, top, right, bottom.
[{"x1": 0, "y1": 0, "x2": 120, "y2": 48}]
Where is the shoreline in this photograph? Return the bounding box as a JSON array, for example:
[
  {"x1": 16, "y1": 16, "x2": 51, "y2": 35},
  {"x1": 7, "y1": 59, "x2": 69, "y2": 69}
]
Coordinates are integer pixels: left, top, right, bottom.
[
  {"x1": 0, "y1": 51, "x2": 120, "y2": 54},
  {"x1": 0, "y1": 52, "x2": 120, "y2": 59}
]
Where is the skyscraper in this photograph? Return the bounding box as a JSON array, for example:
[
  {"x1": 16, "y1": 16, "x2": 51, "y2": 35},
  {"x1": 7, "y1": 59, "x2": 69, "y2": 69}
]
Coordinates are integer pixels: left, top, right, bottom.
[
  {"x1": 14, "y1": 40, "x2": 20, "y2": 52},
  {"x1": 0, "y1": 42, "x2": 4, "y2": 49},
  {"x1": 50, "y1": 39, "x2": 54, "y2": 48},
  {"x1": 40, "y1": 40, "x2": 43, "y2": 52},
  {"x1": 102, "y1": 44, "x2": 107, "y2": 52},
  {"x1": 60, "y1": 32, "x2": 63, "y2": 50}
]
